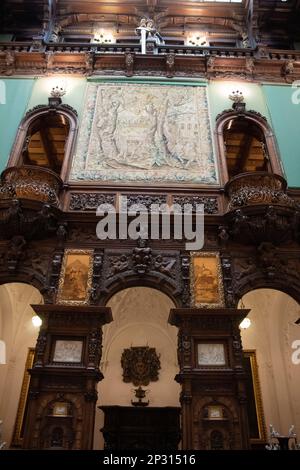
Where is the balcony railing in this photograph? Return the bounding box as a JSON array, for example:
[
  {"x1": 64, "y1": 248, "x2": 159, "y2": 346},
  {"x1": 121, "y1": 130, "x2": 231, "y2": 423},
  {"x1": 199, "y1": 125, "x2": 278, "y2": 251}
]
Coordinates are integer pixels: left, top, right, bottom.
[
  {"x1": 0, "y1": 166, "x2": 63, "y2": 207},
  {"x1": 224, "y1": 172, "x2": 295, "y2": 212},
  {"x1": 0, "y1": 41, "x2": 300, "y2": 61}
]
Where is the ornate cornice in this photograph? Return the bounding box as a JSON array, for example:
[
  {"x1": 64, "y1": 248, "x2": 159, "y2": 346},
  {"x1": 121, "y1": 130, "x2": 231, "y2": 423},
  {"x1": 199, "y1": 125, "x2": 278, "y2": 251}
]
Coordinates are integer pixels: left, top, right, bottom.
[{"x1": 0, "y1": 44, "x2": 300, "y2": 81}]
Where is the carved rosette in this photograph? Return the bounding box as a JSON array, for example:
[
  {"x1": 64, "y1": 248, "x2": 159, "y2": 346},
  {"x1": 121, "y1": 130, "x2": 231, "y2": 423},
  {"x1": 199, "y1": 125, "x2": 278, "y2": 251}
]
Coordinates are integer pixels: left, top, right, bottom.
[
  {"x1": 225, "y1": 172, "x2": 295, "y2": 211},
  {"x1": 0, "y1": 166, "x2": 62, "y2": 206}
]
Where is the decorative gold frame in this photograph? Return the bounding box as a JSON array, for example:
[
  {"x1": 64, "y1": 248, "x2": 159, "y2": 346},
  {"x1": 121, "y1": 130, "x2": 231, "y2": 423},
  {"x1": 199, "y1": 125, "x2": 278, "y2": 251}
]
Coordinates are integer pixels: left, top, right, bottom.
[
  {"x1": 57, "y1": 249, "x2": 94, "y2": 305},
  {"x1": 190, "y1": 252, "x2": 225, "y2": 308},
  {"x1": 244, "y1": 349, "x2": 267, "y2": 443},
  {"x1": 11, "y1": 347, "x2": 35, "y2": 447}
]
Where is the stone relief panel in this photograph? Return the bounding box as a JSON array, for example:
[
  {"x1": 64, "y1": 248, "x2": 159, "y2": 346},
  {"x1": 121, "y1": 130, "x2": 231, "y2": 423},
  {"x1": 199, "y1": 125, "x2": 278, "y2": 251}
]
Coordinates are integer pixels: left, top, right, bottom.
[{"x1": 70, "y1": 83, "x2": 217, "y2": 185}]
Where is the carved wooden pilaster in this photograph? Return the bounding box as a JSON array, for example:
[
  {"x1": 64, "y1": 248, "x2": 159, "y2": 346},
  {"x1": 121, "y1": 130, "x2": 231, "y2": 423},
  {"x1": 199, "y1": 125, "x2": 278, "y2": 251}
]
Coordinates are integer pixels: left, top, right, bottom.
[
  {"x1": 169, "y1": 308, "x2": 250, "y2": 450},
  {"x1": 22, "y1": 305, "x2": 112, "y2": 450}
]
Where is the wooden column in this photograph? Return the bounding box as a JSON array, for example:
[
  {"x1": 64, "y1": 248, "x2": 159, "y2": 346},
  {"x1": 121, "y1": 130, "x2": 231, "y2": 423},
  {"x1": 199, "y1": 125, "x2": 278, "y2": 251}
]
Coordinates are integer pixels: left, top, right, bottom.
[
  {"x1": 22, "y1": 305, "x2": 112, "y2": 450},
  {"x1": 169, "y1": 308, "x2": 250, "y2": 450}
]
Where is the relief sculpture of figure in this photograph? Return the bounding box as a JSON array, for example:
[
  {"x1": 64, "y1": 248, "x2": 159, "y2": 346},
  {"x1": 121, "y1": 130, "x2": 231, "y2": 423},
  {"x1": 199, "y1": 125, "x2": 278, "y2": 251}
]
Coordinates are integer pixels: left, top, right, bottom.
[
  {"x1": 75, "y1": 83, "x2": 216, "y2": 184},
  {"x1": 97, "y1": 96, "x2": 120, "y2": 163}
]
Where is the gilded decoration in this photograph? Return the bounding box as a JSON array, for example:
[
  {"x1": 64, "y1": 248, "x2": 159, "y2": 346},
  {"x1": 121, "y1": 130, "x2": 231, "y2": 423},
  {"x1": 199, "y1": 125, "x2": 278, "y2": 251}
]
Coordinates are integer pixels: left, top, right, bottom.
[
  {"x1": 190, "y1": 252, "x2": 225, "y2": 308},
  {"x1": 11, "y1": 348, "x2": 35, "y2": 447},
  {"x1": 57, "y1": 249, "x2": 94, "y2": 305},
  {"x1": 71, "y1": 83, "x2": 217, "y2": 185},
  {"x1": 243, "y1": 350, "x2": 267, "y2": 443},
  {"x1": 121, "y1": 346, "x2": 161, "y2": 386}
]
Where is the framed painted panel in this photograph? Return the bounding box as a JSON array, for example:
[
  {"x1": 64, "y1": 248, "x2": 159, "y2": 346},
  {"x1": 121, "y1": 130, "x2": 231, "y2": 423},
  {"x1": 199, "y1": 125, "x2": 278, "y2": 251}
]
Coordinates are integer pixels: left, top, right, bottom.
[
  {"x1": 11, "y1": 348, "x2": 35, "y2": 447},
  {"x1": 243, "y1": 350, "x2": 267, "y2": 443},
  {"x1": 52, "y1": 402, "x2": 70, "y2": 417},
  {"x1": 197, "y1": 342, "x2": 227, "y2": 367},
  {"x1": 57, "y1": 249, "x2": 94, "y2": 305},
  {"x1": 52, "y1": 339, "x2": 83, "y2": 364},
  {"x1": 190, "y1": 252, "x2": 225, "y2": 308},
  {"x1": 207, "y1": 405, "x2": 224, "y2": 420}
]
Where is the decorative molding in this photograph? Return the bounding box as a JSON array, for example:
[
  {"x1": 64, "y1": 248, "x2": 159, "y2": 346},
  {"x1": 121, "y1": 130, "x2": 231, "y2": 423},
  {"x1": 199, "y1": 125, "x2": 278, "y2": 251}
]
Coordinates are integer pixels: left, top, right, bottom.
[
  {"x1": 1, "y1": 45, "x2": 300, "y2": 82},
  {"x1": 23, "y1": 103, "x2": 78, "y2": 121},
  {"x1": 173, "y1": 195, "x2": 218, "y2": 214},
  {"x1": 120, "y1": 194, "x2": 167, "y2": 210},
  {"x1": 69, "y1": 193, "x2": 115, "y2": 211}
]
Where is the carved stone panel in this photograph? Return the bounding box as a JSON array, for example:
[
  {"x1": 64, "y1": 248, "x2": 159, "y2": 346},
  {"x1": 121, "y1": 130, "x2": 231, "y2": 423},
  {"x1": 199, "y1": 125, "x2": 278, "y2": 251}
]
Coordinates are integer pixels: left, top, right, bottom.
[{"x1": 71, "y1": 83, "x2": 217, "y2": 185}]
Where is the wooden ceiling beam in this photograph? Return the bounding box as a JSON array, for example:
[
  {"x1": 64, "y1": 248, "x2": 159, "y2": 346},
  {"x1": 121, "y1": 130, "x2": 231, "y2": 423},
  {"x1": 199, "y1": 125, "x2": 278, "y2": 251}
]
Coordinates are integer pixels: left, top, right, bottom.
[
  {"x1": 235, "y1": 133, "x2": 254, "y2": 174},
  {"x1": 39, "y1": 124, "x2": 61, "y2": 170}
]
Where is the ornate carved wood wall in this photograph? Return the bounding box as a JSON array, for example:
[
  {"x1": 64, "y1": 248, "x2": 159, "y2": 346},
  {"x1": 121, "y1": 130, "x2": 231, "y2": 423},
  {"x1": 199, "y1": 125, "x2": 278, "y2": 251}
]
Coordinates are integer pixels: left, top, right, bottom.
[
  {"x1": 169, "y1": 307, "x2": 251, "y2": 450},
  {"x1": 22, "y1": 305, "x2": 112, "y2": 450},
  {"x1": 0, "y1": 2, "x2": 300, "y2": 449}
]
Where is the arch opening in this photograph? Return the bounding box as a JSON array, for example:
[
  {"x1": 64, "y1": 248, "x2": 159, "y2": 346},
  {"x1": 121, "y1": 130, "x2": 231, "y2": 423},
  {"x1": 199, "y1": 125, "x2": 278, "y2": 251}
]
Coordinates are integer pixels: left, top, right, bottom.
[
  {"x1": 94, "y1": 286, "x2": 181, "y2": 450},
  {"x1": 224, "y1": 117, "x2": 269, "y2": 178},
  {"x1": 22, "y1": 113, "x2": 70, "y2": 174},
  {"x1": 0, "y1": 283, "x2": 43, "y2": 447},
  {"x1": 239, "y1": 288, "x2": 300, "y2": 444}
]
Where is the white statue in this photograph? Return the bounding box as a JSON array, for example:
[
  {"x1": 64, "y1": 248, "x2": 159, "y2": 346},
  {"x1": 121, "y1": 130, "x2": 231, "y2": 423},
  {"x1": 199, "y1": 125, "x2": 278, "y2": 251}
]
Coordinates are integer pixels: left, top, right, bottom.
[
  {"x1": 136, "y1": 18, "x2": 164, "y2": 54},
  {"x1": 136, "y1": 18, "x2": 148, "y2": 54},
  {"x1": 269, "y1": 424, "x2": 279, "y2": 437},
  {"x1": 288, "y1": 424, "x2": 296, "y2": 438}
]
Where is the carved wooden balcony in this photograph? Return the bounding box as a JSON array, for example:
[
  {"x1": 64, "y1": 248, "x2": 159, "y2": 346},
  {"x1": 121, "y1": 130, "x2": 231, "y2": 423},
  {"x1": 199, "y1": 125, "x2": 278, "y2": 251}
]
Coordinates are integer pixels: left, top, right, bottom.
[
  {"x1": 0, "y1": 166, "x2": 63, "y2": 240},
  {"x1": 223, "y1": 172, "x2": 299, "y2": 245},
  {"x1": 0, "y1": 166, "x2": 62, "y2": 206},
  {"x1": 224, "y1": 172, "x2": 294, "y2": 212}
]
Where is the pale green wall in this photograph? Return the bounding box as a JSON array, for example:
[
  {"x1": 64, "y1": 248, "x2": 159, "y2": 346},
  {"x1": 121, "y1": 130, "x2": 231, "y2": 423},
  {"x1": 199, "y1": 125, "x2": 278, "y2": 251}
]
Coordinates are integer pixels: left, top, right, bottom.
[
  {"x1": 207, "y1": 81, "x2": 270, "y2": 123},
  {"x1": 2, "y1": 77, "x2": 299, "y2": 188},
  {"x1": 0, "y1": 78, "x2": 35, "y2": 173},
  {"x1": 27, "y1": 77, "x2": 87, "y2": 120},
  {"x1": 262, "y1": 85, "x2": 300, "y2": 188}
]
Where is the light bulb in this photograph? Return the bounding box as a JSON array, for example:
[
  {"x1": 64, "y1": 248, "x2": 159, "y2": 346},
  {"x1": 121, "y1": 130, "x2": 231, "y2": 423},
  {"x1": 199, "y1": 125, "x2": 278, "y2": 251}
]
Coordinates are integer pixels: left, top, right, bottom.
[
  {"x1": 32, "y1": 315, "x2": 42, "y2": 327},
  {"x1": 239, "y1": 318, "x2": 251, "y2": 330}
]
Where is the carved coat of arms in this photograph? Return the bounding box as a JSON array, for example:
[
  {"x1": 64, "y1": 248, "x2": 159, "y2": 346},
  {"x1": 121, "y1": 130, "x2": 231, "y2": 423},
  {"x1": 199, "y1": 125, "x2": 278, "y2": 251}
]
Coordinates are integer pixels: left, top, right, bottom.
[{"x1": 121, "y1": 346, "x2": 161, "y2": 386}]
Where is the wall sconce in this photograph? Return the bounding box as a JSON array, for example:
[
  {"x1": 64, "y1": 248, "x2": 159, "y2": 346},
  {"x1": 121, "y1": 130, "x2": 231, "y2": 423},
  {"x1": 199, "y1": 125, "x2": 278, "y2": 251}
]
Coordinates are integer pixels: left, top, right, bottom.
[
  {"x1": 239, "y1": 318, "x2": 251, "y2": 330},
  {"x1": 0, "y1": 340, "x2": 6, "y2": 365},
  {"x1": 48, "y1": 79, "x2": 67, "y2": 107},
  {"x1": 229, "y1": 89, "x2": 246, "y2": 112},
  {"x1": 93, "y1": 29, "x2": 115, "y2": 44},
  {"x1": 186, "y1": 34, "x2": 208, "y2": 47},
  {"x1": 32, "y1": 315, "x2": 42, "y2": 328}
]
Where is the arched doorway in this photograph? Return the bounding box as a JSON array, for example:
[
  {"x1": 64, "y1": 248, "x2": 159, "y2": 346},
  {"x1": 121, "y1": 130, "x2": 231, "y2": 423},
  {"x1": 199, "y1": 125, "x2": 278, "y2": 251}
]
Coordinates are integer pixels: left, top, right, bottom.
[
  {"x1": 0, "y1": 283, "x2": 43, "y2": 447},
  {"x1": 239, "y1": 289, "x2": 300, "y2": 441},
  {"x1": 94, "y1": 287, "x2": 180, "y2": 450}
]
